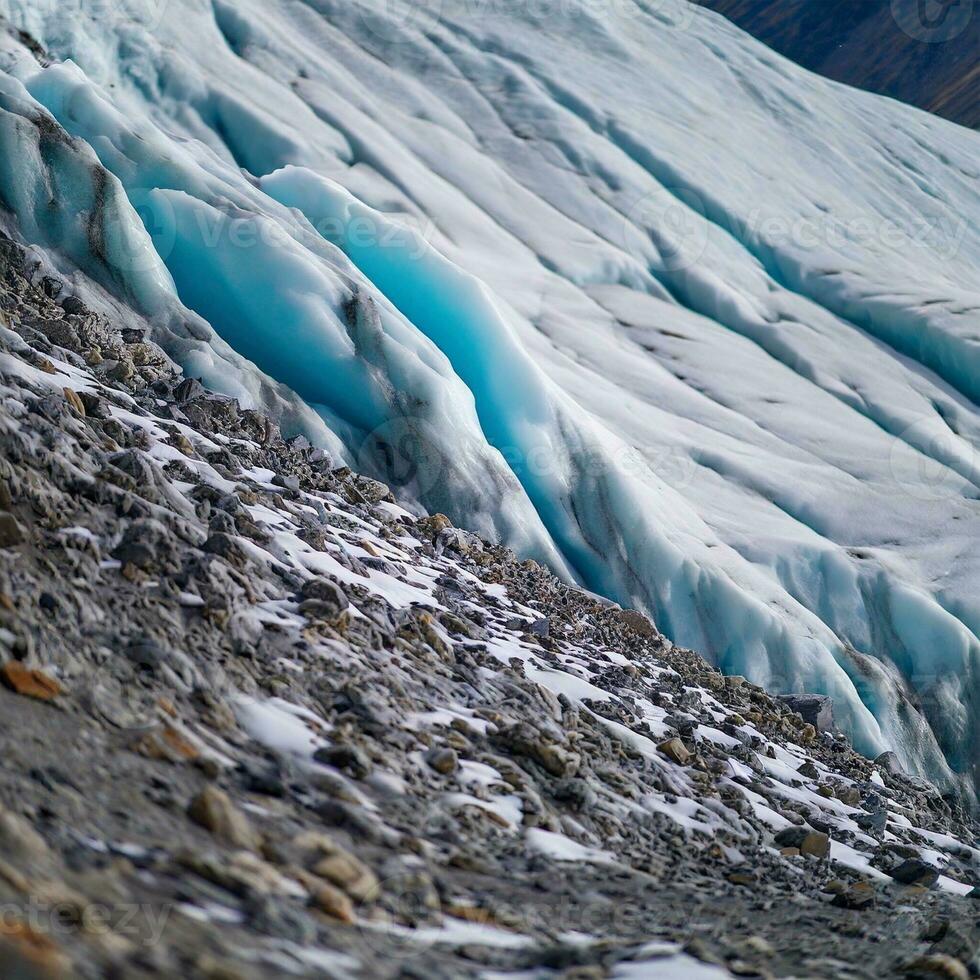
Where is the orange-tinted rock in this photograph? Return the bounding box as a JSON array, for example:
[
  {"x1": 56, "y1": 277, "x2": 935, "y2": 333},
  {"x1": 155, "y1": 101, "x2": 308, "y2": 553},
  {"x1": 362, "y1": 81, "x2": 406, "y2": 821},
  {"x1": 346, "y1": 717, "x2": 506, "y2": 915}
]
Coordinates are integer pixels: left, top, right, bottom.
[
  {"x1": 0, "y1": 920, "x2": 71, "y2": 977},
  {"x1": 0, "y1": 663, "x2": 61, "y2": 702}
]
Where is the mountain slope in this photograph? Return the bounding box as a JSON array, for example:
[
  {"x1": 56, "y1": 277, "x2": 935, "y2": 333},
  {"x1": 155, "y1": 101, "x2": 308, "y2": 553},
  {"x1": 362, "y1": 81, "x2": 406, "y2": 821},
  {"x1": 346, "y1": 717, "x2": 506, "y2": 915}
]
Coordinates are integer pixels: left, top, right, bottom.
[
  {"x1": 694, "y1": 0, "x2": 980, "y2": 129},
  {"x1": 0, "y1": 0, "x2": 977, "y2": 802}
]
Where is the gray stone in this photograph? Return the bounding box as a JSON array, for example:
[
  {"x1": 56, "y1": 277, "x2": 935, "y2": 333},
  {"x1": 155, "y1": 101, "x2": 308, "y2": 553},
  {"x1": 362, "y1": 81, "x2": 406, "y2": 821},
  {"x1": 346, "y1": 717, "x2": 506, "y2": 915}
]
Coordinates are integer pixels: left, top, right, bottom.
[
  {"x1": 0, "y1": 512, "x2": 26, "y2": 548},
  {"x1": 889, "y1": 859, "x2": 940, "y2": 887},
  {"x1": 777, "y1": 693, "x2": 834, "y2": 732},
  {"x1": 299, "y1": 577, "x2": 348, "y2": 615},
  {"x1": 875, "y1": 750, "x2": 905, "y2": 775},
  {"x1": 616, "y1": 608, "x2": 658, "y2": 638},
  {"x1": 272, "y1": 472, "x2": 300, "y2": 493},
  {"x1": 314, "y1": 743, "x2": 372, "y2": 779},
  {"x1": 173, "y1": 377, "x2": 206, "y2": 402},
  {"x1": 425, "y1": 746, "x2": 459, "y2": 775},
  {"x1": 528, "y1": 617, "x2": 550, "y2": 638},
  {"x1": 856, "y1": 810, "x2": 888, "y2": 835},
  {"x1": 773, "y1": 826, "x2": 831, "y2": 858}
]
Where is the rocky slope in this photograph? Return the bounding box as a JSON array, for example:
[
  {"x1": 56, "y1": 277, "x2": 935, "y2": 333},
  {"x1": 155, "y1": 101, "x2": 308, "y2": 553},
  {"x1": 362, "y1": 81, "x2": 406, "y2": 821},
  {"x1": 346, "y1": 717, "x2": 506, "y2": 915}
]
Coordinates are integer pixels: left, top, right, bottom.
[{"x1": 0, "y1": 233, "x2": 978, "y2": 979}]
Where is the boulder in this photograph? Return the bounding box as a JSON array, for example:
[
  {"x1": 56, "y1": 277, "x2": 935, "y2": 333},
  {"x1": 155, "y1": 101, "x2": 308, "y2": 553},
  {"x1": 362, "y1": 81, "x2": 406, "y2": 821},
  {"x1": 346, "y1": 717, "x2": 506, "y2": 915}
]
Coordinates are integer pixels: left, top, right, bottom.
[
  {"x1": 875, "y1": 750, "x2": 905, "y2": 775},
  {"x1": 188, "y1": 786, "x2": 260, "y2": 851},
  {"x1": 889, "y1": 859, "x2": 940, "y2": 888},
  {"x1": 657, "y1": 738, "x2": 692, "y2": 766},
  {"x1": 777, "y1": 693, "x2": 834, "y2": 732},
  {"x1": 0, "y1": 513, "x2": 25, "y2": 549},
  {"x1": 773, "y1": 826, "x2": 830, "y2": 858}
]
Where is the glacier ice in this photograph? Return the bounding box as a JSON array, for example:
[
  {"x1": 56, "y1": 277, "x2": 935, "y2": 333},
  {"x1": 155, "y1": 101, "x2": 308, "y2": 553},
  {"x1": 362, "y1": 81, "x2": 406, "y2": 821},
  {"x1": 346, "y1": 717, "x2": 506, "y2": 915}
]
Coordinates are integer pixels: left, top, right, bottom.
[{"x1": 0, "y1": 0, "x2": 977, "y2": 800}]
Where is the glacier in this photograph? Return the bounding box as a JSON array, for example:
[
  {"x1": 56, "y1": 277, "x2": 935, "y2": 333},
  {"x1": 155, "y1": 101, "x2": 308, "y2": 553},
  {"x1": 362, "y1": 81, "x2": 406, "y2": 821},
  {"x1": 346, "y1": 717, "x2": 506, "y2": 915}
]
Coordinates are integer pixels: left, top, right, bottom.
[{"x1": 0, "y1": 0, "x2": 977, "y2": 800}]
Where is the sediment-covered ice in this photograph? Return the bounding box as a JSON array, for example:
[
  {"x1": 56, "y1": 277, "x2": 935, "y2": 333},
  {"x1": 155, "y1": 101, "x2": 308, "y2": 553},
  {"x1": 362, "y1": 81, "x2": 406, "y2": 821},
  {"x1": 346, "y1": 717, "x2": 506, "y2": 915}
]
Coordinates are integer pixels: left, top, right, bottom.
[{"x1": 0, "y1": 0, "x2": 977, "y2": 799}]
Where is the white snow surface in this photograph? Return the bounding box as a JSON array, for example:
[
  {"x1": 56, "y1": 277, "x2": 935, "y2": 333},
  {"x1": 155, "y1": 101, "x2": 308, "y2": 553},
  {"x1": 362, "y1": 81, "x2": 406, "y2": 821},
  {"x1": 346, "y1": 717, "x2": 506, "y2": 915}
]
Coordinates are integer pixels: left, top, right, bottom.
[{"x1": 0, "y1": 0, "x2": 978, "y2": 796}]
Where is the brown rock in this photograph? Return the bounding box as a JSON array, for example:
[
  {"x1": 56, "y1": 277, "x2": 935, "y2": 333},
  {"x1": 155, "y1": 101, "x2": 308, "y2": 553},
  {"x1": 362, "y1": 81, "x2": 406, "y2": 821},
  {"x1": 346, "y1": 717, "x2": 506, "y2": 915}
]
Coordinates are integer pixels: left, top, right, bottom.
[
  {"x1": 187, "y1": 786, "x2": 260, "y2": 851},
  {"x1": 616, "y1": 608, "x2": 658, "y2": 638},
  {"x1": 0, "y1": 514, "x2": 26, "y2": 549},
  {"x1": 0, "y1": 920, "x2": 71, "y2": 978},
  {"x1": 0, "y1": 806, "x2": 50, "y2": 863},
  {"x1": 832, "y1": 880, "x2": 876, "y2": 910},
  {"x1": 293, "y1": 831, "x2": 342, "y2": 856},
  {"x1": 425, "y1": 746, "x2": 459, "y2": 775},
  {"x1": 134, "y1": 725, "x2": 201, "y2": 763},
  {"x1": 312, "y1": 852, "x2": 379, "y2": 902},
  {"x1": 773, "y1": 826, "x2": 830, "y2": 858},
  {"x1": 62, "y1": 387, "x2": 85, "y2": 416},
  {"x1": 657, "y1": 737, "x2": 692, "y2": 766},
  {"x1": 901, "y1": 954, "x2": 969, "y2": 979},
  {"x1": 309, "y1": 880, "x2": 355, "y2": 923},
  {"x1": 1, "y1": 662, "x2": 61, "y2": 702}
]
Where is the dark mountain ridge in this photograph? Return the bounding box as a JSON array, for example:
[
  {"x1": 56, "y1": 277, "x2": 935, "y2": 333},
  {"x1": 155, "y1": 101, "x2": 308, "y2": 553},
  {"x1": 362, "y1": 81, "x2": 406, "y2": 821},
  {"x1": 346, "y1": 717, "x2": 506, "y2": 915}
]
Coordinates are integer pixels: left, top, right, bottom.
[{"x1": 695, "y1": 0, "x2": 979, "y2": 128}]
